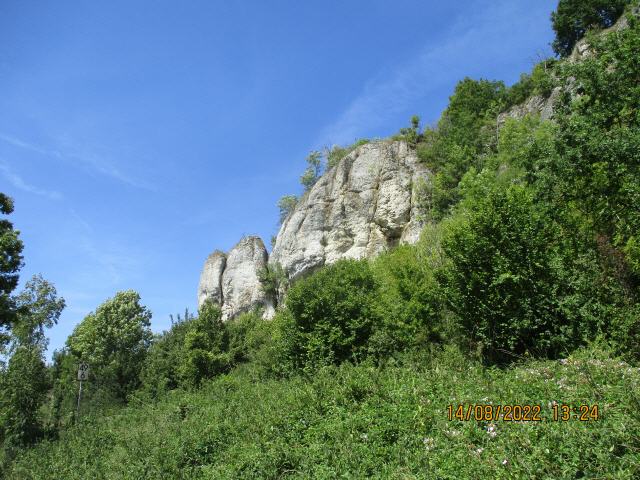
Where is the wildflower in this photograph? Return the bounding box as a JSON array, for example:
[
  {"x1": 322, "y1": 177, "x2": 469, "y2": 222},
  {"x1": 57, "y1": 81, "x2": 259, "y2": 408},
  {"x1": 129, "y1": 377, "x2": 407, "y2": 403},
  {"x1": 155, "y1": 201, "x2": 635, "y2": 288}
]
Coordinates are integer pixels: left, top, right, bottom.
[
  {"x1": 502, "y1": 458, "x2": 509, "y2": 466},
  {"x1": 423, "y1": 437, "x2": 435, "y2": 450},
  {"x1": 487, "y1": 423, "x2": 497, "y2": 438},
  {"x1": 475, "y1": 447, "x2": 484, "y2": 455}
]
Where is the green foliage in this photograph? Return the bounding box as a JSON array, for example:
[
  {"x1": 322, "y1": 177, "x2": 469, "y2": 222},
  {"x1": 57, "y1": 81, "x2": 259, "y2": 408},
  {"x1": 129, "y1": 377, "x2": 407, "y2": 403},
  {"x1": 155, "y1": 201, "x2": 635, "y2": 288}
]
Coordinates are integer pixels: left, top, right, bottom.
[
  {"x1": 139, "y1": 313, "x2": 193, "y2": 398},
  {"x1": 179, "y1": 301, "x2": 230, "y2": 388},
  {"x1": 6, "y1": 346, "x2": 640, "y2": 479},
  {"x1": 325, "y1": 139, "x2": 370, "y2": 169},
  {"x1": 66, "y1": 290, "x2": 152, "y2": 401},
  {"x1": 530, "y1": 59, "x2": 558, "y2": 97},
  {"x1": 276, "y1": 195, "x2": 297, "y2": 224},
  {"x1": 417, "y1": 78, "x2": 506, "y2": 219},
  {"x1": 0, "y1": 346, "x2": 49, "y2": 452},
  {"x1": 0, "y1": 193, "x2": 24, "y2": 348},
  {"x1": 0, "y1": 276, "x2": 64, "y2": 454},
  {"x1": 550, "y1": 16, "x2": 640, "y2": 278},
  {"x1": 551, "y1": 0, "x2": 632, "y2": 57},
  {"x1": 396, "y1": 115, "x2": 422, "y2": 145},
  {"x1": 12, "y1": 275, "x2": 65, "y2": 349},
  {"x1": 300, "y1": 151, "x2": 322, "y2": 191},
  {"x1": 502, "y1": 60, "x2": 558, "y2": 109},
  {"x1": 441, "y1": 182, "x2": 578, "y2": 363},
  {"x1": 282, "y1": 259, "x2": 382, "y2": 371},
  {"x1": 257, "y1": 263, "x2": 288, "y2": 305},
  {"x1": 370, "y1": 234, "x2": 446, "y2": 357}
]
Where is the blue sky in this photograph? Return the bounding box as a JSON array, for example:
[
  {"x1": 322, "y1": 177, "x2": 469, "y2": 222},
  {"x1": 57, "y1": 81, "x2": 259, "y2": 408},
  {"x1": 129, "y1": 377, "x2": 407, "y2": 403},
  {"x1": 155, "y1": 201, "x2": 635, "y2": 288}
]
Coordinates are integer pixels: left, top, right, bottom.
[{"x1": 0, "y1": 0, "x2": 557, "y2": 360}]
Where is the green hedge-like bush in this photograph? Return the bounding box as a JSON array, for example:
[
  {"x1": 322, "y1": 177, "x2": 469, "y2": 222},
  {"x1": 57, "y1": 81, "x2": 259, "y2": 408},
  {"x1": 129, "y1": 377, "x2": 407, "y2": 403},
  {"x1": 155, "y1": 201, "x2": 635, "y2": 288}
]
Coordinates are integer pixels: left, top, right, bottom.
[{"x1": 281, "y1": 259, "x2": 381, "y2": 371}]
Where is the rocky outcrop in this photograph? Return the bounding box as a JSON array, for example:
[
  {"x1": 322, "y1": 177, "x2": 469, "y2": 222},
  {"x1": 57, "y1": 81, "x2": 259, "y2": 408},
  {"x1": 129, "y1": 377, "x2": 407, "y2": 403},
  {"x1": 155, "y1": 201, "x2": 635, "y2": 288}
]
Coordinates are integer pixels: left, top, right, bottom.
[
  {"x1": 198, "y1": 140, "x2": 429, "y2": 320},
  {"x1": 198, "y1": 236, "x2": 275, "y2": 320},
  {"x1": 198, "y1": 250, "x2": 226, "y2": 308},
  {"x1": 497, "y1": 86, "x2": 561, "y2": 125},
  {"x1": 269, "y1": 140, "x2": 429, "y2": 281},
  {"x1": 499, "y1": 6, "x2": 639, "y2": 126}
]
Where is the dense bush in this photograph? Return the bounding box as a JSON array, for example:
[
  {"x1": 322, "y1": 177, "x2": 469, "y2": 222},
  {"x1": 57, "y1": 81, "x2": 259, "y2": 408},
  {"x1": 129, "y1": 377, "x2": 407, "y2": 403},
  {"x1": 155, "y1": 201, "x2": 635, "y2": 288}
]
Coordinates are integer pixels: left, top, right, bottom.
[
  {"x1": 0, "y1": 346, "x2": 49, "y2": 452},
  {"x1": 417, "y1": 78, "x2": 506, "y2": 218},
  {"x1": 0, "y1": 193, "x2": 24, "y2": 347},
  {"x1": 550, "y1": 15, "x2": 640, "y2": 279},
  {"x1": 0, "y1": 275, "x2": 64, "y2": 453},
  {"x1": 370, "y1": 235, "x2": 446, "y2": 357},
  {"x1": 441, "y1": 181, "x2": 578, "y2": 363},
  {"x1": 139, "y1": 315, "x2": 193, "y2": 398},
  {"x1": 281, "y1": 259, "x2": 382, "y2": 371},
  {"x1": 178, "y1": 301, "x2": 231, "y2": 388},
  {"x1": 551, "y1": 0, "x2": 632, "y2": 57}
]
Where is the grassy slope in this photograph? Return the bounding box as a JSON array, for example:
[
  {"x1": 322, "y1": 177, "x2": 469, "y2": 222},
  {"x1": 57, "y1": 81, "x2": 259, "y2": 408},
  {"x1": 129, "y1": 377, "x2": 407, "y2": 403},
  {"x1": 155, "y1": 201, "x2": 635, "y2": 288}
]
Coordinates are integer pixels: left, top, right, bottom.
[{"x1": 6, "y1": 347, "x2": 640, "y2": 479}]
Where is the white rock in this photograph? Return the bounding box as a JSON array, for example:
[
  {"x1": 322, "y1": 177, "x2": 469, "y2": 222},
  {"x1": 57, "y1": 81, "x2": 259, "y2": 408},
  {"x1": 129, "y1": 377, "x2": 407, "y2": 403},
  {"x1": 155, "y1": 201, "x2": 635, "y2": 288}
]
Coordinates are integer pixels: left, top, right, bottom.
[
  {"x1": 198, "y1": 236, "x2": 274, "y2": 320},
  {"x1": 270, "y1": 140, "x2": 429, "y2": 281},
  {"x1": 198, "y1": 250, "x2": 226, "y2": 309}
]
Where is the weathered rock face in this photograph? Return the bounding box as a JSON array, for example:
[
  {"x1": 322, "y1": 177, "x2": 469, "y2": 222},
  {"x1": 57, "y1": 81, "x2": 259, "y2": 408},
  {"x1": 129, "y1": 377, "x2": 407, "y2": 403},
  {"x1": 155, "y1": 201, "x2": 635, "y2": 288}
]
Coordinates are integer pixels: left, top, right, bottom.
[
  {"x1": 198, "y1": 236, "x2": 274, "y2": 320},
  {"x1": 198, "y1": 141, "x2": 429, "y2": 320},
  {"x1": 270, "y1": 140, "x2": 429, "y2": 281},
  {"x1": 497, "y1": 86, "x2": 561, "y2": 126},
  {"x1": 198, "y1": 250, "x2": 226, "y2": 308}
]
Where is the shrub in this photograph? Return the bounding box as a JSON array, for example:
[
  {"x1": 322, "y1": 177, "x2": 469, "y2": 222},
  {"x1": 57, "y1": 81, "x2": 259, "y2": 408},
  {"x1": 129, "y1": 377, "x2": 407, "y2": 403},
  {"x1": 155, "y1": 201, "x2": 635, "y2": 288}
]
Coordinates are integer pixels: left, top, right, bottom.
[
  {"x1": 370, "y1": 239, "x2": 446, "y2": 357},
  {"x1": 0, "y1": 346, "x2": 49, "y2": 451},
  {"x1": 325, "y1": 139, "x2": 369, "y2": 169},
  {"x1": 179, "y1": 301, "x2": 230, "y2": 388},
  {"x1": 550, "y1": 16, "x2": 640, "y2": 278},
  {"x1": 441, "y1": 183, "x2": 577, "y2": 363},
  {"x1": 139, "y1": 315, "x2": 193, "y2": 398},
  {"x1": 277, "y1": 195, "x2": 298, "y2": 224},
  {"x1": 282, "y1": 259, "x2": 381, "y2": 371},
  {"x1": 416, "y1": 78, "x2": 506, "y2": 218}
]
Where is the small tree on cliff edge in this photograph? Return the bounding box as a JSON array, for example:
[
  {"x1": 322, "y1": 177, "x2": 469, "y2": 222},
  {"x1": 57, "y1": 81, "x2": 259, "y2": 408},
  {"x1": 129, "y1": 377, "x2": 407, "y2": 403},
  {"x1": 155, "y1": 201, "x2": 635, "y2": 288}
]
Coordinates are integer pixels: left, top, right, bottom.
[{"x1": 551, "y1": 0, "x2": 632, "y2": 57}]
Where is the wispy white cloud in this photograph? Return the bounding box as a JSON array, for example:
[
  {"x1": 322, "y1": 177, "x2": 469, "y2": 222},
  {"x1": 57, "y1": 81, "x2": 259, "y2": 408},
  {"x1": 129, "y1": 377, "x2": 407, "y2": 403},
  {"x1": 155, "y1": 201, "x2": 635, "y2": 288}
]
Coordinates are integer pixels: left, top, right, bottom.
[
  {"x1": 317, "y1": 0, "x2": 554, "y2": 146},
  {"x1": 67, "y1": 209, "x2": 144, "y2": 285},
  {"x1": 0, "y1": 132, "x2": 154, "y2": 190},
  {"x1": 0, "y1": 161, "x2": 62, "y2": 200}
]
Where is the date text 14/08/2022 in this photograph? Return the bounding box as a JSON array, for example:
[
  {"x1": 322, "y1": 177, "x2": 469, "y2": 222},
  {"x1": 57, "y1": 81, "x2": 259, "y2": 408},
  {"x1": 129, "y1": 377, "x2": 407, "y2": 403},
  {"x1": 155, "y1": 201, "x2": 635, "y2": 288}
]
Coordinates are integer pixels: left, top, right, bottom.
[{"x1": 447, "y1": 404, "x2": 600, "y2": 422}]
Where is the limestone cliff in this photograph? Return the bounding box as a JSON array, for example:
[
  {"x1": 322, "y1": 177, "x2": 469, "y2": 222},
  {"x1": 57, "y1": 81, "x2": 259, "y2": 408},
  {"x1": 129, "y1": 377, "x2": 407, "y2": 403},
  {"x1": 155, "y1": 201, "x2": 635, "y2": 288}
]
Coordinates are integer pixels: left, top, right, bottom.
[
  {"x1": 198, "y1": 236, "x2": 274, "y2": 320},
  {"x1": 270, "y1": 140, "x2": 428, "y2": 281},
  {"x1": 198, "y1": 140, "x2": 429, "y2": 319}
]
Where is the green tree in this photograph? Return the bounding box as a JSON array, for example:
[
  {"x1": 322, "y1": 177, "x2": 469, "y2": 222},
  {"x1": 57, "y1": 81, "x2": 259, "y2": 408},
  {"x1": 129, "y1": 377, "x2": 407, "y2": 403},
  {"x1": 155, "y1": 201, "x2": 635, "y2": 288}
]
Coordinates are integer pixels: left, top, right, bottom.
[
  {"x1": 549, "y1": 16, "x2": 640, "y2": 277},
  {"x1": 397, "y1": 115, "x2": 422, "y2": 145},
  {"x1": 139, "y1": 311, "x2": 194, "y2": 398},
  {"x1": 300, "y1": 151, "x2": 322, "y2": 190},
  {"x1": 551, "y1": 0, "x2": 632, "y2": 57},
  {"x1": 0, "y1": 276, "x2": 64, "y2": 451},
  {"x1": 179, "y1": 301, "x2": 230, "y2": 387},
  {"x1": 277, "y1": 195, "x2": 298, "y2": 224},
  {"x1": 66, "y1": 290, "x2": 152, "y2": 400},
  {"x1": 0, "y1": 193, "x2": 24, "y2": 348},
  {"x1": 417, "y1": 78, "x2": 506, "y2": 218}
]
